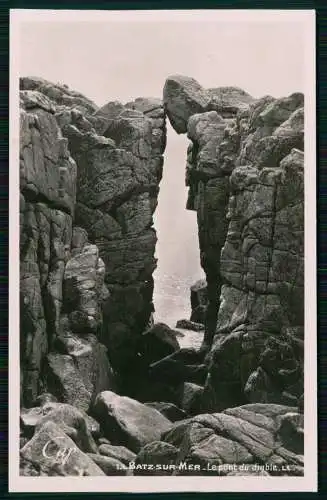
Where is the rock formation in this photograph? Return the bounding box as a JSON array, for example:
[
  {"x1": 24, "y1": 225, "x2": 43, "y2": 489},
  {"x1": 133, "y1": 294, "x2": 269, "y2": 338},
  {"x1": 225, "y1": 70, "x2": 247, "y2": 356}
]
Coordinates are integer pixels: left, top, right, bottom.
[
  {"x1": 163, "y1": 75, "x2": 304, "y2": 412},
  {"x1": 19, "y1": 74, "x2": 304, "y2": 477},
  {"x1": 20, "y1": 77, "x2": 167, "y2": 405}
]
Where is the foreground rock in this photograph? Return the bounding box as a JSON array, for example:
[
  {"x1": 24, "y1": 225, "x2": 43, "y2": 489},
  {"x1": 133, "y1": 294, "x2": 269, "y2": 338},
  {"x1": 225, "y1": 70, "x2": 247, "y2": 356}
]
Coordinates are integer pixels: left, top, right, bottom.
[
  {"x1": 20, "y1": 421, "x2": 105, "y2": 476},
  {"x1": 21, "y1": 403, "x2": 98, "y2": 453},
  {"x1": 145, "y1": 402, "x2": 188, "y2": 422},
  {"x1": 160, "y1": 403, "x2": 304, "y2": 476},
  {"x1": 98, "y1": 444, "x2": 136, "y2": 465},
  {"x1": 176, "y1": 319, "x2": 205, "y2": 332},
  {"x1": 93, "y1": 391, "x2": 172, "y2": 452},
  {"x1": 86, "y1": 454, "x2": 127, "y2": 475},
  {"x1": 180, "y1": 382, "x2": 204, "y2": 414},
  {"x1": 134, "y1": 441, "x2": 179, "y2": 475},
  {"x1": 48, "y1": 332, "x2": 116, "y2": 411}
]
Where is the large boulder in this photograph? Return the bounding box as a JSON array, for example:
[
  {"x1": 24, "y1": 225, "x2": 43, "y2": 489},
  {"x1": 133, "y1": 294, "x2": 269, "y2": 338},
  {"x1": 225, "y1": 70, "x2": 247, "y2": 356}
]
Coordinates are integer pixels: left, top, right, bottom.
[
  {"x1": 144, "y1": 402, "x2": 188, "y2": 422},
  {"x1": 33, "y1": 403, "x2": 98, "y2": 454},
  {"x1": 86, "y1": 454, "x2": 127, "y2": 475},
  {"x1": 20, "y1": 421, "x2": 105, "y2": 476},
  {"x1": 93, "y1": 391, "x2": 172, "y2": 452},
  {"x1": 98, "y1": 444, "x2": 136, "y2": 466},
  {"x1": 163, "y1": 75, "x2": 210, "y2": 134},
  {"x1": 140, "y1": 323, "x2": 180, "y2": 365},
  {"x1": 20, "y1": 402, "x2": 100, "y2": 443},
  {"x1": 134, "y1": 441, "x2": 179, "y2": 475},
  {"x1": 161, "y1": 404, "x2": 304, "y2": 476},
  {"x1": 176, "y1": 422, "x2": 253, "y2": 472},
  {"x1": 276, "y1": 411, "x2": 304, "y2": 455},
  {"x1": 179, "y1": 382, "x2": 204, "y2": 415}
]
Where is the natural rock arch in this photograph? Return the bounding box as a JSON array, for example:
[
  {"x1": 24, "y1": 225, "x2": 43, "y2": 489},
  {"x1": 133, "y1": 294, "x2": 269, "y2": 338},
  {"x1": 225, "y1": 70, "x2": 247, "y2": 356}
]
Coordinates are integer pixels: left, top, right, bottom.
[{"x1": 20, "y1": 74, "x2": 304, "y2": 415}]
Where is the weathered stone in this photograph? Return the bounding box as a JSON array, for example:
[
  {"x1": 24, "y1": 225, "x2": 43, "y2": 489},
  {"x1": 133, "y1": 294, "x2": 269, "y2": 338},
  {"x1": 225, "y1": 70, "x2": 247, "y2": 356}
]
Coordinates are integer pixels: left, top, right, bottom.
[
  {"x1": 179, "y1": 382, "x2": 203, "y2": 414},
  {"x1": 46, "y1": 353, "x2": 92, "y2": 412},
  {"x1": 86, "y1": 453, "x2": 127, "y2": 475},
  {"x1": 21, "y1": 400, "x2": 100, "y2": 438},
  {"x1": 93, "y1": 391, "x2": 172, "y2": 452},
  {"x1": 144, "y1": 402, "x2": 188, "y2": 422},
  {"x1": 20, "y1": 76, "x2": 98, "y2": 115},
  {"x1": 20, "y1": 89, "x2": 76, "y2": 405},
  {"x1": 20, "y1": 421, "x2": 105, "y2": 476},
  {"x1": 177, "y1": 423, "x2": 253, "y2": 470},
  {"x1": 276, "y1": 412, "x2": 304, "y2": 455},
  {"x1": 207, "y1": 86, "x2": 255, "y2": 117},
  {"x1": 163, "y1": 75, "x2": 211, "y2": 134},
  {"x1": 33, "y1": 393, "x2": 58, "y2": 406},
  {"x1": 162, "y1": 404, "x2": 302, "y2": 473},
  {"x1": 20, "y1": 100, "x2": 77, "y2": 214},
  {"x1": 134, "y1": 441, "x2": 179, "y2": 475},
  {"x1": 140, "y1": 323, "x2": 180, "y2": 365},
  {"x1": 53, "y1": 332, "x2": 116, "y2": 404},
  {"x1": 98, "y1": 444, "x2": 136, "y2": 466},
  {"x1": 33, "y1": 403, "x2": 98, "y2": 453},
  {"x1": 63, "y1": 244, "x2": 107, "y2": 333}
]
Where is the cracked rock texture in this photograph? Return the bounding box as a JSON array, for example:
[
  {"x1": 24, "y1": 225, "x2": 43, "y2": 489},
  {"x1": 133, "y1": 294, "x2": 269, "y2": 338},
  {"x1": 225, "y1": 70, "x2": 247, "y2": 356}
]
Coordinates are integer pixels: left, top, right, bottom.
[
  {"x1": 159, "y1": 403, "x2": 304, "y2": 476},
  {"x1": 164, "y1": 75, "x2": 304, "y2": 412},
  {"x1": 20, "y1": 77, "x2": 167, "y2": 405}
]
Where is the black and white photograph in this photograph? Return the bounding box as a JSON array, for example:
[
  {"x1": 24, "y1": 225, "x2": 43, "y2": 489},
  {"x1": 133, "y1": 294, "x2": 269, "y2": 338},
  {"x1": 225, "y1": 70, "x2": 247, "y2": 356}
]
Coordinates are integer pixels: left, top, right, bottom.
[{"x1": 9, "y1": 8, "x2": 317, "y2": 492}]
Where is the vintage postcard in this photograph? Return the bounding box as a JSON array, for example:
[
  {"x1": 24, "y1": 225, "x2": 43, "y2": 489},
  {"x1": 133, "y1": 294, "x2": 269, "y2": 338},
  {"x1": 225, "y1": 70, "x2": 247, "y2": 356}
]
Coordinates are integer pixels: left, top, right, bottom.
[{"x1": 9, "y1": 8, "x2": 317, "y2": 492}]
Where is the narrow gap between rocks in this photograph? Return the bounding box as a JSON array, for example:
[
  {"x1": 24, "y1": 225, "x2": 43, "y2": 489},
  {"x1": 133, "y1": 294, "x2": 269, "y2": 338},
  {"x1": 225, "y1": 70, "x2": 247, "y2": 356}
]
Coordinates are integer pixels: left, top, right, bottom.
[{"x1": 152, "y1": 121, "x2": 205, "y2": 350}]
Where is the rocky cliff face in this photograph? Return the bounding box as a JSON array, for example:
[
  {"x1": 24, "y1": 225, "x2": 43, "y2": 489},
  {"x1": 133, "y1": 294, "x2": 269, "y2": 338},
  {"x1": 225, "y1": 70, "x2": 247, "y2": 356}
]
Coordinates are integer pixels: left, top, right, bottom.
[
  {"x1": 20, "y1": 77, "x2": 166, "y2": 406},
  {"x1": 164, "y1": 75, "x2": 304, "y2": 412},
  {"x1": 19, "y1": 75, "x2": 304, "y2": 477}
]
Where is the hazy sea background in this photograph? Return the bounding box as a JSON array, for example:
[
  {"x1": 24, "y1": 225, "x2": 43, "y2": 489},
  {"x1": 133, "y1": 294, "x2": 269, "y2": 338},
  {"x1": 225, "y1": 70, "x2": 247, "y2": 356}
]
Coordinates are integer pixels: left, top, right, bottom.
[{"x1": 153, "y1": 123, "x2": 205, "y2": 349}]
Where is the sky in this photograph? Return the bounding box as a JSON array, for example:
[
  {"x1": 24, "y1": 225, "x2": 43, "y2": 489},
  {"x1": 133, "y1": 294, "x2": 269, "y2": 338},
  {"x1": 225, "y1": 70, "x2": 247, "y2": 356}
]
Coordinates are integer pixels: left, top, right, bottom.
[
  {"x1": 17, "y1": 13, "x2": 308, "y2": 324},
  {"x1": 18, "y1": 19, "x2": 305, "y2": 105}
]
